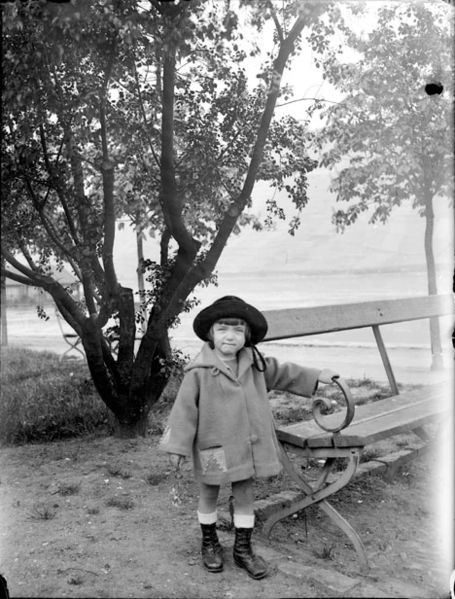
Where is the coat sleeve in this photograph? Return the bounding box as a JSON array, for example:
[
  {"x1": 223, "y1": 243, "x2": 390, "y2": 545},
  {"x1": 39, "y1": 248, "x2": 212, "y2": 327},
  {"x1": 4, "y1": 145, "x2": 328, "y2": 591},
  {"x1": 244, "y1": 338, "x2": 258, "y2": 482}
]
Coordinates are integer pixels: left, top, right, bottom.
[
  {"x1": 263, "y1": 356, "x2": 320, "y2": 397},
  {"x1": 159, "y1": 369, "x2": 199, "y2": 457}
]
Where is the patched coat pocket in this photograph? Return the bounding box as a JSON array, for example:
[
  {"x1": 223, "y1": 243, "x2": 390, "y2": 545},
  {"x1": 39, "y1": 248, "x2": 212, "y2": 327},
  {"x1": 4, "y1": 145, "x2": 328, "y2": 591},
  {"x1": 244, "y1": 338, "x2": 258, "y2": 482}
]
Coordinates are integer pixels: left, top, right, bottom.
[{"x1": 198, "y1": 446, "x2": 227, "y2": 474}]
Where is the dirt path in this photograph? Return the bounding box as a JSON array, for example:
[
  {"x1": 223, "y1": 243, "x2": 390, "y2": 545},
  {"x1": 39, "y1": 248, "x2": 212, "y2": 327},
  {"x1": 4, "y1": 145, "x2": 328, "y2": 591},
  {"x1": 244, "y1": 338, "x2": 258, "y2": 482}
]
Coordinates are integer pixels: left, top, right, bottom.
[{"x1": 0, "y1": 432, "x2": 450, "y2": 598}]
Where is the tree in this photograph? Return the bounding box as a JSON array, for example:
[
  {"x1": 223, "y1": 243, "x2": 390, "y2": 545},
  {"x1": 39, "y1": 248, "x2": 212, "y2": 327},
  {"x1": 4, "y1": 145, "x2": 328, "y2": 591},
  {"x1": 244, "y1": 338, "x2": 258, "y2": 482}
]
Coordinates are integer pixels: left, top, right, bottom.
[
  {"x1": 1, "y1": 0, "x2": 326, "y2": 435},
  {"x1": 309, "y1": 1, "x2": 454, "y2": 369}
]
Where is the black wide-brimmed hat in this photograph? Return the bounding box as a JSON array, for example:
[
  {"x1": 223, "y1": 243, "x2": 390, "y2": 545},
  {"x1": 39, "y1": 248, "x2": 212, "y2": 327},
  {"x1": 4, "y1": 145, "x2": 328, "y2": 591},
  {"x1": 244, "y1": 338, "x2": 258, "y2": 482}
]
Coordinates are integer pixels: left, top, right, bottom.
[{"x1": 193, "y1": 296, "x2": 268, "y2": 345}]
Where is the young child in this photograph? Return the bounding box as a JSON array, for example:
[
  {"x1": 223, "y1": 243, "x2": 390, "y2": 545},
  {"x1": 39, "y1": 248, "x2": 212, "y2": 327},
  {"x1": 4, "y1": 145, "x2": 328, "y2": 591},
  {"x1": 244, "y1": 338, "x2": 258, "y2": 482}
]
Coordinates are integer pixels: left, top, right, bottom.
[{"x1": 160, "y1": 296, "x2": 338, "y2": 579}]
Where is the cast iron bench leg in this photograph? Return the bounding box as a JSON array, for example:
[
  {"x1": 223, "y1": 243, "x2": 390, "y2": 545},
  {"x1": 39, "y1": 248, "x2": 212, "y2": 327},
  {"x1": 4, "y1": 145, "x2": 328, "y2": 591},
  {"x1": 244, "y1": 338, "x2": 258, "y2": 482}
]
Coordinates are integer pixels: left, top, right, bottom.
[
  {"x1": 318, "y1": 500, "x2": 369, "y2": 570},
  {"x1": 262, "y1": 442, "x2": 369, "y2": 569}
]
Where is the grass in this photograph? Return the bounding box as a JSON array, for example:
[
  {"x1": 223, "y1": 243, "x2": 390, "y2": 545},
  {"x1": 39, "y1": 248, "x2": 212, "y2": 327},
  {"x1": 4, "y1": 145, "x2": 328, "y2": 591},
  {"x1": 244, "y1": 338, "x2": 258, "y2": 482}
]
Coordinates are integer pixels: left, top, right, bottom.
[
  {"x1": 0, "y1": 346, "x2": 410, "y2": 448},
  {"x1": 0, "y1": 346, "x2": 182, "y2": 445},
  {"x1": 105, "y1": 496, "x2": 135, "y2": 510},
  {"x1": 0, "y1": 347, "x2": 110, "y2": 444},
  {"x1": 29, "y1": 502, "x2": 57, "y2": 520}
]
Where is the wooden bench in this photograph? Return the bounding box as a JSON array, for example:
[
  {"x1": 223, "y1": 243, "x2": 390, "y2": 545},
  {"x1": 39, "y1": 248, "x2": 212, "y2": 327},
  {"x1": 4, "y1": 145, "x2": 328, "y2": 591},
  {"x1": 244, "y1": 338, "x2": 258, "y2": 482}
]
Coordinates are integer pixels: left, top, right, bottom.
[
  {"x1": 55, "y1": 307, "x2": 85, "y2": 362},
  {"x1": 54, "y1": 307, "x2": 143, "y2": 361},
  {"x1": 257, "y1": 294, "x2": 453, "y2": 569}
]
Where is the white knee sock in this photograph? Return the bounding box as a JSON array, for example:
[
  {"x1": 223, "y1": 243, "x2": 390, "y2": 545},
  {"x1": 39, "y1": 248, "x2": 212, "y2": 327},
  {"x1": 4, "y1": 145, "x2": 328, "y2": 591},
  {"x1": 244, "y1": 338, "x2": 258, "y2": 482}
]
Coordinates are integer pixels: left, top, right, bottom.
[
  {"x1": 233, "y1": 513, "x2": 255, "y2": 529},
  {"x1": 198, "y1": 510, "x2": 217, "y2": 525}
]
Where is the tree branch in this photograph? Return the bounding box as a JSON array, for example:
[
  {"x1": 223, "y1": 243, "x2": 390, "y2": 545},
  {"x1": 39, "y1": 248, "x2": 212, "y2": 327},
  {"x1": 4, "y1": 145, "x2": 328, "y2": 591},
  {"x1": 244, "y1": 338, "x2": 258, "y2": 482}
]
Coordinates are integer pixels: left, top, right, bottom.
[
  {"x1": 2, "y1": 246, "x2": 85, "y2": 334},
  {"x1": 99, "y1": 34, "x2": 120, "y2": 297},
  {"x1": 159, "y1": 36, "x2": 200, "y2": 256},
  {"x1": 65, "y1": 128, "x2": 90, "y2": 237},
  {"x1": 160, "y1": 228, "x2": 171, "y2": 266},
  {"x1": 99, "y1": 109, "x2": 118, "y2": 296},
  {"x1": 267, "y1": 0, "x2": 284, "y2": 42},
  {"x1": 2, "y1": 268, "x2": 36, "y2": 286},
  {"x1": 132, "y1": 52, "x2": 161, "y2": 169},
  {"x1": 18, "y1": 241, "x2": 40, "y2": 273},
  {"x1": 39, "y1": 124, "x2": 80, "y2": 244},
  {"x1": 200, "y1": 13, "x2": 307, "y2": 275},
  {"x1": 80, "y1": 269, "x2": 98, "y2": 316},
  {"x1": 15, "y1": 168, "x2": 79, "y2": 271},
  {"x1": 1, "y1": 247, "x2": 44, "y2": 284},
  {"x1": 276, "y1": 96, "x2": 341, "y2": 108}
]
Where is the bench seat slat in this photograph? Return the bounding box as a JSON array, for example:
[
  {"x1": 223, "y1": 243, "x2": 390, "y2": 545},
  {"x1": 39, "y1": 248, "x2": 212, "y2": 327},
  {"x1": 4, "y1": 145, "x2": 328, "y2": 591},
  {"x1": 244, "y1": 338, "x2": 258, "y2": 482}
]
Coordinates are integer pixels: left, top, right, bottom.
[{"x1": 276, "y1": 382, "x2": 449, "y2": 449}]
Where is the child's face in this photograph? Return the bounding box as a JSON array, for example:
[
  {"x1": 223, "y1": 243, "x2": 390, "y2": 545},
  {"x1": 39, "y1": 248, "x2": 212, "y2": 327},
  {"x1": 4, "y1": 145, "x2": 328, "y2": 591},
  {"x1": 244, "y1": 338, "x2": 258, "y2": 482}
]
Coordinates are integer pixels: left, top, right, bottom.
[{"x1": 211, "y1": 318, "x2": 247, "y2": 358}]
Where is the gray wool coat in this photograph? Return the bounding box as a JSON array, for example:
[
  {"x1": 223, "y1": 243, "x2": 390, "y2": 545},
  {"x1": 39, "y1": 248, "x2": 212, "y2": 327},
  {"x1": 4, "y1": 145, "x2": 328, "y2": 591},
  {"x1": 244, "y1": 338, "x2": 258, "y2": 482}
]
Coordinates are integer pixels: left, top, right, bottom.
[{"x1": 160, "y1": 343, "x2": 321, "y2": 484}]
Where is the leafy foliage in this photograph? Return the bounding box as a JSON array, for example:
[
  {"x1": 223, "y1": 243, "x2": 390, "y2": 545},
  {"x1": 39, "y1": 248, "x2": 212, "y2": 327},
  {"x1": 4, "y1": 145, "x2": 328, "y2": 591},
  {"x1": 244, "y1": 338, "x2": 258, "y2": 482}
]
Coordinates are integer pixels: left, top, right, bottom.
[
  {"x1": 1, "y1": 0, "x2": 324, "y2": 433},
  {"x1": 309, "y1": 2, "x2": 453, "y2": 229},
  {"x1": 308, "y1": 1, "x2": 453, "y2": 365}
]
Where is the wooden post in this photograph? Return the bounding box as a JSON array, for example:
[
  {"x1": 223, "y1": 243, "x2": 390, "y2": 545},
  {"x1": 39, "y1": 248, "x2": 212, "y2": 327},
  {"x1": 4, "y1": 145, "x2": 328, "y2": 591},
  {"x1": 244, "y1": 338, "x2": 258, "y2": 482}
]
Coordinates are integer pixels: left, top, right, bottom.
[{"x1": 372, "y1": 324, "x2": 399, "y2": 395}]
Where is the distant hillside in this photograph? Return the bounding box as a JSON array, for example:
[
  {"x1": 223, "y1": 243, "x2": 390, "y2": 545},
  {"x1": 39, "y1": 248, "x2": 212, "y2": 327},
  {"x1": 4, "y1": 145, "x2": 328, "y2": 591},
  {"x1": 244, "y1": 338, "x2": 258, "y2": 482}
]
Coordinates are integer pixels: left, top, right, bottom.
[{"x1": 113, "y1": 169, "x2": 453, "y2": 289}]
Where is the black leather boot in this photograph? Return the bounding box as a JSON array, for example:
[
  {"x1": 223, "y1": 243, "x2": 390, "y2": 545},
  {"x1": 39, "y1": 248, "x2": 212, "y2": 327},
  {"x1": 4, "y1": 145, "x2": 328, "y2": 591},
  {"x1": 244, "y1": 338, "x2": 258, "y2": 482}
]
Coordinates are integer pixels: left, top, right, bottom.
[
  {"x1": 200, "y1": 523, "x2": 223, "y2": 573},
  {"x1": 233, "y1": 527, "x2": 268, "y2": 579}
]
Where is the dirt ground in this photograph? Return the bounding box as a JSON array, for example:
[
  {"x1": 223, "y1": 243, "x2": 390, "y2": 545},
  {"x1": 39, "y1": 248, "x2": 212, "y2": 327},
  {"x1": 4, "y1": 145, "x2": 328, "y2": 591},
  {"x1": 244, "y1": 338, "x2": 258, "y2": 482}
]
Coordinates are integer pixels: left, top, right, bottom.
[{"x1": 0, "y1": 423, "x2": 451, "y2": 599}]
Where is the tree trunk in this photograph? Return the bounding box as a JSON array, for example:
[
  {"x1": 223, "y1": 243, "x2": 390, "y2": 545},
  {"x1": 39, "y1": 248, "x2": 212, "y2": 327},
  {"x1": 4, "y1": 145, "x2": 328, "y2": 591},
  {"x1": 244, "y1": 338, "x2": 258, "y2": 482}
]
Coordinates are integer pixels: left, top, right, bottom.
[
  {"x1": 136, "y1": 213, "x2": 146, "y2": 335},
  {"x1": 424, "y1": 194, "x2": 444, "y2": 370},
  {"x1": 109, "y1": 410, "x2": 150, "y2": 438},
  {"x1": 1, "y1": 258, "x2": 7, "y2": 347}
]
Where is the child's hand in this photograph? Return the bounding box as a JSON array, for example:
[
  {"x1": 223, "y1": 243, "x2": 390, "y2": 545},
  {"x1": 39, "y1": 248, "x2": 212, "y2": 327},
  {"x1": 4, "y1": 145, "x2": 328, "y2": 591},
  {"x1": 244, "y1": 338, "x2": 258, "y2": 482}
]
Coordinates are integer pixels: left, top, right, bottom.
[
  {"x1": 318, "y1": 369, "x2": 339, "y2": 384},
  {"x1": 169, "y1": 453, "x2": 184, "y2": 471}
]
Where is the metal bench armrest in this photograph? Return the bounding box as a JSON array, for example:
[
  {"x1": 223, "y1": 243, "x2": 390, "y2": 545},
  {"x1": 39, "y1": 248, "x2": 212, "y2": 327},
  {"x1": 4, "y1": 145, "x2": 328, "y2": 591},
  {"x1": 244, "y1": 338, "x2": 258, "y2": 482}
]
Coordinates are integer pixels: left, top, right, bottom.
[{"x1": 312, "y1": 376, "x2": 356, "y2": 433}]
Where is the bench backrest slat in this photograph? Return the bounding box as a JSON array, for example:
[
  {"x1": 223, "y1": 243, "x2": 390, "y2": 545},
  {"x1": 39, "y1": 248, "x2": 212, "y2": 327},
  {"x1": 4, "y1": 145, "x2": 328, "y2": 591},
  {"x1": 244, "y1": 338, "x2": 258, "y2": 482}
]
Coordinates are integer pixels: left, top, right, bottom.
[{"x1": 262, "y1": 294, "x2": 454, "y2": 341}]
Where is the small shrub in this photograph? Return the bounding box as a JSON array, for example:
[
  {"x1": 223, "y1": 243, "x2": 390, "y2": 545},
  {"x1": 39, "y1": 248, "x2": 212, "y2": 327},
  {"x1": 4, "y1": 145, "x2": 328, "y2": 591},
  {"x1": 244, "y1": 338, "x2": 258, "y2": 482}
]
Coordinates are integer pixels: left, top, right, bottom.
[
  {"x1": 86, "y1": 506, "x2": 100, "y2": 515},
  {"x1": 146, "y1": 472, "x2": 166, "y2": 486},
  {"x1": 345, "y1": 377, "x2": 375, "y2": 389},
  {"x1": 273, "y1": 405, "x2": 313, "y2": 425},
  {"x1": 56, "y1": 482, "x2": 81, "y2": 496},
  {"x1": 105, "y1": 496, "x2": 135, "y2": 510},
  {"x1": 359, "y1": 447, "x2": 382, "y2": 463},
  {"x1": 313, "y1": 543, "x2": 336, "y2": 560},
  {"x1": 29, "y1": 502, "x2": 57, "y2": 520},
  {"x1": 330, "y1": 457, "x2": 348, "y2": 472},
  {"x1": 67, "y1": 574, "x2": 84, "y2": 586},
  {"x1": 106, "y1": 464, "x2": 132, "y2": 479},
  {"x1": 396, "y1": 439, "x2": 410, "y2": 448}
]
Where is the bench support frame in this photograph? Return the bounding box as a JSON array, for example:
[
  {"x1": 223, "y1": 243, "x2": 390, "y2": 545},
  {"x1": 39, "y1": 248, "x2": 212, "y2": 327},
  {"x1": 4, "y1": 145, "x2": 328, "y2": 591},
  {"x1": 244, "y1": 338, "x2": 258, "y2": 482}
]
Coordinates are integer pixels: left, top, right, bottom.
[
  {"x1": 55, "y1": 307, "x2": 85, "y2": 362},
  {"x1": 262, "y1": 441, "x2": 369, "y2": 569},
  {"x1": 372, "y1": 324, "x2": 399, "y2": 394}
]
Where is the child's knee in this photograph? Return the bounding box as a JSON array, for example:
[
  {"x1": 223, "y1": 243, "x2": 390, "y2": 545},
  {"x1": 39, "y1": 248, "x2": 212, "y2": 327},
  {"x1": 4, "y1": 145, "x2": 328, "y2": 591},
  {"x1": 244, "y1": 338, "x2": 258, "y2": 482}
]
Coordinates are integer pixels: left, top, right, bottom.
[
  {"x1": 199, "y1": 482, "x2": 220, "y2": 500},
  {"x1": 231, "y1": 478, "x2": 254, "y2": 503}
]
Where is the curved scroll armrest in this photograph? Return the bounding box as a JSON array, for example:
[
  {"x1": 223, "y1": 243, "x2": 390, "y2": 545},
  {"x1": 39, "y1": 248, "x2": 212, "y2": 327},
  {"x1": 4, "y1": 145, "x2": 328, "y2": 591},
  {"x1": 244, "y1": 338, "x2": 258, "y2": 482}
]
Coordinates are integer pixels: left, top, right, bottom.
[{"x1": 312, "y1": 376, "x2": 356, "y2": 433}]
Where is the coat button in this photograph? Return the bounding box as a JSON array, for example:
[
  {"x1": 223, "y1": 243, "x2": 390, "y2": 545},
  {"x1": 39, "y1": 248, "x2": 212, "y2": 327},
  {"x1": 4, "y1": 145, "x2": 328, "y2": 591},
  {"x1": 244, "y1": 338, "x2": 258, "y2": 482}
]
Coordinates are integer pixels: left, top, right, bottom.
[{"x1": 250, "y1": 434, "x2": 258, "y2": 443}]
